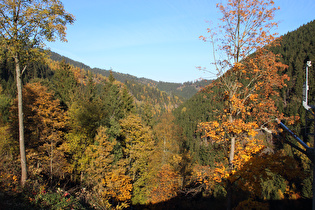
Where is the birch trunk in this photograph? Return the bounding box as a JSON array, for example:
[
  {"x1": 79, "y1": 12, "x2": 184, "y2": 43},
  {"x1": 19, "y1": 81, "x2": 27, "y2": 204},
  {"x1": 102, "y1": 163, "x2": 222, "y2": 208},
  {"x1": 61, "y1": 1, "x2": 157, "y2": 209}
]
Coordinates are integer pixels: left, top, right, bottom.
[{"x1": 15, "y1": 54, "x2": 27, "y2": 186}]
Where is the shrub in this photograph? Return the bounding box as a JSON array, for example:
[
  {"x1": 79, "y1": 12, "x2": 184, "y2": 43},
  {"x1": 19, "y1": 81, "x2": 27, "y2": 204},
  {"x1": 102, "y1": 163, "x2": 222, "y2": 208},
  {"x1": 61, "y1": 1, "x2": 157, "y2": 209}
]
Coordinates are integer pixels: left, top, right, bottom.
[{"x1": 34, "y1": 188, "x2": 84, "y2": 210}]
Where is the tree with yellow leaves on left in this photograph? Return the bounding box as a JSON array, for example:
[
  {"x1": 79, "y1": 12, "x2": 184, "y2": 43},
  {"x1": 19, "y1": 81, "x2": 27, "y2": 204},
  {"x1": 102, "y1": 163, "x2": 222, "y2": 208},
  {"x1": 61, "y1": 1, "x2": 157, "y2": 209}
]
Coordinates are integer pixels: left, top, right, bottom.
[
  {"x1": 0, "y1": 0, "x2": 75, "y2": 186},
  {"x1": 11, "y1": 82, "x2": 69, "y2": 181}
]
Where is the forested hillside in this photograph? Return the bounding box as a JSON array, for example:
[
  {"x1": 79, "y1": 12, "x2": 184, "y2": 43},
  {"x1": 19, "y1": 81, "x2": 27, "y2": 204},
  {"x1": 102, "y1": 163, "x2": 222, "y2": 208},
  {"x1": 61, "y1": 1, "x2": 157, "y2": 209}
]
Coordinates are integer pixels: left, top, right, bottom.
[
  {"x1": 50, "y1": 51, "x2": 211, "y2": 99},
  {"x1": 0, "y1": 56, "x2": 186, "y2": 209},
  {"x1": 272, "y1": 20, "x2": 315, "y2": 133},
  {"x1": 0, "y1": 0, "x2": 314, "y2": 209}
]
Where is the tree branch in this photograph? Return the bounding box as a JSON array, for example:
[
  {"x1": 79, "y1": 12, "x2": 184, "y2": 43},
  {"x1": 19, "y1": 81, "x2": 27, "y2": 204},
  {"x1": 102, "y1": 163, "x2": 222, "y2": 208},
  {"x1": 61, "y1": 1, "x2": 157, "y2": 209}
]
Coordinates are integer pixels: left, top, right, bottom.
[{"x1": 21, "y1": 65, "x2": 27, "y2": 75}]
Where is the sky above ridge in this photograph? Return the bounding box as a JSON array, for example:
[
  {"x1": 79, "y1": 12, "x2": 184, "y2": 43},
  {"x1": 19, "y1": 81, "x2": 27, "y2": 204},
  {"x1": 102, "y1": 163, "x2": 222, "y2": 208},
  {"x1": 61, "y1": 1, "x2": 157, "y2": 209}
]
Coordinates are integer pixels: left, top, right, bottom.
[{"x1": 46, "y1": 0, "x2": 315, "y2": 83}]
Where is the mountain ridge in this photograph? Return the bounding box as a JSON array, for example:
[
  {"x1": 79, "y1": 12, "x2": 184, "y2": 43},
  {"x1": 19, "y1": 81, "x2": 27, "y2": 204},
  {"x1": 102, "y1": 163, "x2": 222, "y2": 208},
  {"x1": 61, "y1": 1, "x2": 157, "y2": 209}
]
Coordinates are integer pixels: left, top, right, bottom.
[{"x1": 49, "y1": 51, "x2": 212, "y2": 99}]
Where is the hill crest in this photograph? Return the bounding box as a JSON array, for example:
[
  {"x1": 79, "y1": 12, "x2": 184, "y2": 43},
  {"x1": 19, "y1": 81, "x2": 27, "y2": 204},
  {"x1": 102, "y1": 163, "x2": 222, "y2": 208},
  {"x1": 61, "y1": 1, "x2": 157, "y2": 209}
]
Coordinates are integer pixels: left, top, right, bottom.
[{"x1": 49, "y1": 51, "x2": 212, "y2": 99}]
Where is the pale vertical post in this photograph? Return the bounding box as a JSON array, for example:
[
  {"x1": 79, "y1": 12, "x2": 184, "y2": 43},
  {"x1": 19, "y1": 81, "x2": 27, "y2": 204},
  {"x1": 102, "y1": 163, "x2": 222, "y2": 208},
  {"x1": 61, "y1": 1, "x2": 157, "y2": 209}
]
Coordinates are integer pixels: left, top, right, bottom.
[{"x1": 304, "y1": 61, "x2": 315, "y2": 210}]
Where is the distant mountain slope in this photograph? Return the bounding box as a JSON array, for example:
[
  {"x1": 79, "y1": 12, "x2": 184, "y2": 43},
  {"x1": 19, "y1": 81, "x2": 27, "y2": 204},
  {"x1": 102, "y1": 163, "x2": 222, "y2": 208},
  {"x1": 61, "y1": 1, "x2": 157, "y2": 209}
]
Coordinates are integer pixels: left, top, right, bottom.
[
  {"x1": 49, "y1": 51, "x2": 91, "y2": 70},
  {"x1": 48, "y1": 51, "x2": 212, "y2": 99}
]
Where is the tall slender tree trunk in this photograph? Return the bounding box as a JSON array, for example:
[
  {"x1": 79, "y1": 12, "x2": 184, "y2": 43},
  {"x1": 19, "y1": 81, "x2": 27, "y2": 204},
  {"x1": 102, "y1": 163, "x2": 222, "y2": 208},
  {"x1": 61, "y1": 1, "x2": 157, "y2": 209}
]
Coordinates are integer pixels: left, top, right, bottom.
[
  {"x1": 50, "y1": 139, "x2": 53, "y2": 182},
  {"x1": 227, "y1": 136, "x2": 235, "y2": 210},
  {"x1": 228, "y1": 113, "x2": 236, "y2": 167},
  {"x1": 15, "y1": 54, "x2": 27, "y2": 186},
  {"x1": 227, "y1": 2, "x2": 240, "y2": 209},
  {"x1": 235, "y1": 0, "x2": 241, "y2": 64},
  {"x1": 229, "y1": 137, "x2": 236, "y2": 166},
  {"x1": 227, "y1": 113, "x2": 236, "y2": 210}
]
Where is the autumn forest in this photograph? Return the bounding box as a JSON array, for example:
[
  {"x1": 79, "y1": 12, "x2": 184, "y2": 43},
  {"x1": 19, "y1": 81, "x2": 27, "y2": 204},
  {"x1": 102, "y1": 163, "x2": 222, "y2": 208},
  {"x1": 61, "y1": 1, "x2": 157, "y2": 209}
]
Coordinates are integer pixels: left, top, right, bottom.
[{"x1": 0, "y1": 0, "x2": 315, "y2": 209}]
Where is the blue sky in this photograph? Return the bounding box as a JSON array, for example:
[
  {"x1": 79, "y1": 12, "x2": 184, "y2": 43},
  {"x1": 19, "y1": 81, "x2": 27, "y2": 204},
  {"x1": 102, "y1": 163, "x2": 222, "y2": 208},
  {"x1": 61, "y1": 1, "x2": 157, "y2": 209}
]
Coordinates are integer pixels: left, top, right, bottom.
[{"x1": 46, "y1": 0, "x2": 315, "y2": 83}]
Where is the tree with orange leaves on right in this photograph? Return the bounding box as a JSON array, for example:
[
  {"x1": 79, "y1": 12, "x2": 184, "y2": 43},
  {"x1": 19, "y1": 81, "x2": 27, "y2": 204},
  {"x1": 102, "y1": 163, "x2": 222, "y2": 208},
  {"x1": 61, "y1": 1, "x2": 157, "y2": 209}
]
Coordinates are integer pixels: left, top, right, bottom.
[{"x1": 198, "y1": 0, "x2": 294, "y2": 209}]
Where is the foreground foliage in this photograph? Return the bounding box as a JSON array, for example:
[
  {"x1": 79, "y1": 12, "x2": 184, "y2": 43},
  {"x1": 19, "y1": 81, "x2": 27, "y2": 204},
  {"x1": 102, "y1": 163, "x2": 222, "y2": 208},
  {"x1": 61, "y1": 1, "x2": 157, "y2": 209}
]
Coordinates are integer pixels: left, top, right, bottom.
[{"x1": 0, "y1": 1, "x2": 314, "y2": 209}]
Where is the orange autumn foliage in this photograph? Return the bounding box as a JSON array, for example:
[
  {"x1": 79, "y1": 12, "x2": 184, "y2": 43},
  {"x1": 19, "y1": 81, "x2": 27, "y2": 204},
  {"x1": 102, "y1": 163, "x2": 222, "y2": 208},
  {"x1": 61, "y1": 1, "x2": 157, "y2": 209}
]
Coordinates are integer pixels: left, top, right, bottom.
[
  {"x1": 197, "y1": 1, "x2": 297, "y2": 200},
  {"x1": 149, "y1": 164, "x2": 181, "y2": 204},
  {"x1": 143, "y1": 113, "x2": 183, "y2": 204},
  {"x1": 200, "y1": 0, "x2": 280, "y2": 65},
  {"x1": 11, "y1": 82, "x2": 69, "y2": 178}
]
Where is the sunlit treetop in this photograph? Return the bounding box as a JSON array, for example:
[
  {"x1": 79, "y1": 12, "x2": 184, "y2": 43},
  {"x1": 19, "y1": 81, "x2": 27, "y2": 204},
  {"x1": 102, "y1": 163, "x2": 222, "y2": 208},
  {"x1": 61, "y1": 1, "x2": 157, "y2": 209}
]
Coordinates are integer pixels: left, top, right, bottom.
[{"x1": 0, "y1": 0, "x2": 75, "y2": 56}]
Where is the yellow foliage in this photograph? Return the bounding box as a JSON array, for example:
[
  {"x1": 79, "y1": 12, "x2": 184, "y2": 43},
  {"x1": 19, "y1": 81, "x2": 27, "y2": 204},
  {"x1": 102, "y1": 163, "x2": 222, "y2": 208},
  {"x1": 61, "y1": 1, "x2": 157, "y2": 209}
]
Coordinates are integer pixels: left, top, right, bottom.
[
  {"x1": 103, "y1": 169, "x2": 132, "y2": 202},
  {"x1": 10, "y1": 82, "x2": 69, "y2": 178},
  {"x1": 192, "y1": 164, "x2": 216, "y2": 191},
  {"x1": 82, "y1": 126, "x2": 132, "y2": 208},
  {"x1": 149, "y1": 164, "x2": 181, "y2": 204}
]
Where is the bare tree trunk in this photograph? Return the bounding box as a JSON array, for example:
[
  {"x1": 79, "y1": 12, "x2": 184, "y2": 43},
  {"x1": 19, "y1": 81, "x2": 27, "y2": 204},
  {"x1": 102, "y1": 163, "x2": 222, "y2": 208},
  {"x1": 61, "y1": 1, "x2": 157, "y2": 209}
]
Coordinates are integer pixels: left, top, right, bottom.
[
  {"x1": 227, "y1": 113, "x2": 235, "y2": 210},
  {"x1": 50, "y1": 139, "x2": 53, "y2": 181},
  {"x1": 229, "y1": 137, "x2": 236, "y2": 166},
  {"x1": 227, "y1": 136, "x2": 235, "y2": 210},
  {"x1": 15, "y1": 54, "x2": 27, "y2": 186}
]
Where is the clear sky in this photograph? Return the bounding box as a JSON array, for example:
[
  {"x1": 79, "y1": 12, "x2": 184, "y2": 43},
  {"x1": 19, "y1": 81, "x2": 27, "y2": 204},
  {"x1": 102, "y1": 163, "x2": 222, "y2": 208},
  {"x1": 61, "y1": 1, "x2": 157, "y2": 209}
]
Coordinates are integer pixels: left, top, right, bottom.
[{"x1": 46, "y1": 0, "x2": 315, "y2": 83}]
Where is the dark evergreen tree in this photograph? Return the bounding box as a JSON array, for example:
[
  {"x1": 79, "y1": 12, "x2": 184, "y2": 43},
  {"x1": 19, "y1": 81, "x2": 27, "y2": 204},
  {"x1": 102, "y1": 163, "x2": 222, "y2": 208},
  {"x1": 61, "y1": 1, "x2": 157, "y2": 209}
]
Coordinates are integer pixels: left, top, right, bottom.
[{"x1": 51, "y1": 61, "x2": 78, "y2": 107}]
